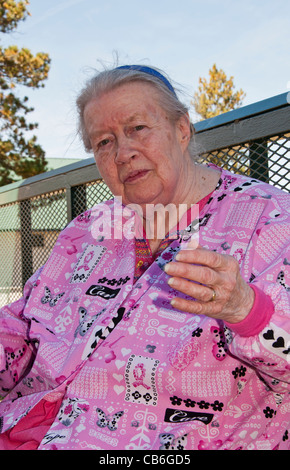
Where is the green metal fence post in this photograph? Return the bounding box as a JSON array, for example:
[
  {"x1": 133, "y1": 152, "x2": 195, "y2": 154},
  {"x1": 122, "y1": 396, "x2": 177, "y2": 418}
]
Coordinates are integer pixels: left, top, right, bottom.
[
  {"x1": 20, "y1": 199, "x2": 33, "y2": 288},
  {"x1": 249, "y1": 139, "x2": 269, "y2": 183},
  {"x1": 71, "y1": 184, "x2": 87, "y2": 220}
]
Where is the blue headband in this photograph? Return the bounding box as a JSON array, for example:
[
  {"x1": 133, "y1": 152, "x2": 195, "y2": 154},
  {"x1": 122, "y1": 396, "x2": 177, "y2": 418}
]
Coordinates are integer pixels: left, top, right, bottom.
[{"x1": 116, "y1": 65, "x2": 177, "y2": 97}]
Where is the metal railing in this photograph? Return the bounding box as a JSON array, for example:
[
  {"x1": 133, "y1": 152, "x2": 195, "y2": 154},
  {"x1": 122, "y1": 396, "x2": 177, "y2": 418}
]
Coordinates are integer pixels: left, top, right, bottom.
[
  {"x1": 195, "y1": 92, "x2": 290, "y2": 190},
  {"x1": 0, "y1": 92, "x2": 289, "y2": 306}
]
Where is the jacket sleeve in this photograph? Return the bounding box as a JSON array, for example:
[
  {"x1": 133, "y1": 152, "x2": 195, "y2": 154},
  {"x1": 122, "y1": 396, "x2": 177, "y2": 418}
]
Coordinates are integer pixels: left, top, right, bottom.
[
  {"x1": 225, "y1": 214, "x2": 290, "y2": 393},
  {"x1": 0, "y1": 269, "x2": 41, "y2": 399}
]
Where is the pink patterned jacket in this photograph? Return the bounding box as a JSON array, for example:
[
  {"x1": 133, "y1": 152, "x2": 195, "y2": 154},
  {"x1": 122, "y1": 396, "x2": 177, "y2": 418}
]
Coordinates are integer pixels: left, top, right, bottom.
[{"x1": 0, "y1": 168, "x2": 290, "y2": 450}]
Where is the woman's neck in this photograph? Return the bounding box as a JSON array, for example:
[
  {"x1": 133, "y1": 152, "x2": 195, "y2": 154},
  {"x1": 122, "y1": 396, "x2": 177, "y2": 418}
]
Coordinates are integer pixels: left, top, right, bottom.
[{"x1": 146, "y1": 164, "x2": 221, "y2": 255}]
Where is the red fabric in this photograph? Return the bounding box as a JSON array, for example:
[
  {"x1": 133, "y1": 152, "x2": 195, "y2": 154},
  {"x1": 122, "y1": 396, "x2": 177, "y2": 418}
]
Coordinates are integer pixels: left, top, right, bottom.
[{"x1": 0, "y1": 397, "x2": 62, "y2": 450}]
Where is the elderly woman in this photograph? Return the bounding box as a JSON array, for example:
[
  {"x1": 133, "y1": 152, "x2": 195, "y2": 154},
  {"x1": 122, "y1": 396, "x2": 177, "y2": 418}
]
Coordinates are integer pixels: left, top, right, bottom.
[{"x1": 0, "y1": 65, "x2": 289, "y2": 451}]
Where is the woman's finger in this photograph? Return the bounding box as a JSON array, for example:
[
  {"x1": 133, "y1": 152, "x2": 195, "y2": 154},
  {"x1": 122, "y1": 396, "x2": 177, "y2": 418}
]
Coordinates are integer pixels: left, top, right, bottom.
[
  {"x1": 170, "y1": 294, "x2": 221, "y2": 317},
  {"x1": 164, "y1": 260, "x2": 218, "y2": 287},
  {"x1": 175, "y1": 246, "x2": 230, "y2": 271},
  {"x1": 167, "y1": 275, "x2": 217, "y2": 303}
]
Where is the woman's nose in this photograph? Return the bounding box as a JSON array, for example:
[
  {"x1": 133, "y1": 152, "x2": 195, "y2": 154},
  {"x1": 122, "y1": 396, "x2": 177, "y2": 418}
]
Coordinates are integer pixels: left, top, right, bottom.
[{"x1": 114, "y1": 136, "x2": 136, "y2": 164}]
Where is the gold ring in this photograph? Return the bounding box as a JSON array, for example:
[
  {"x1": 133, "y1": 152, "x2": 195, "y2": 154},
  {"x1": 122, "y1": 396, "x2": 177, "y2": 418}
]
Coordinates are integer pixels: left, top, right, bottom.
[{"x1": 210, "y1": 289, "x2": 216, "y2": 302}]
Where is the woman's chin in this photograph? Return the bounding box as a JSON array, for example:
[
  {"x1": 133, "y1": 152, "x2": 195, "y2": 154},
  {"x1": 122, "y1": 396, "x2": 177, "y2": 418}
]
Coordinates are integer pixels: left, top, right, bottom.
[{"x1": 124, "y1": 191, "x2": 163, "y2": 209}]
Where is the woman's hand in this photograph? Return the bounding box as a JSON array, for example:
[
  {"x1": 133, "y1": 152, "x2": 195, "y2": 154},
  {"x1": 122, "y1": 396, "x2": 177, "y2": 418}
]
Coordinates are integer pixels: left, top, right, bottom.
[{"x1": 164, "y1": 245, "x2": 255, "y2": 324}]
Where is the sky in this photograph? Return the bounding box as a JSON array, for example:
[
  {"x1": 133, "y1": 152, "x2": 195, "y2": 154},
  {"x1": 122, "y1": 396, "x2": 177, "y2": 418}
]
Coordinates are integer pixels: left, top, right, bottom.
[{"x1": 2, "y1": 0, "x2": 290, "y2": 161}]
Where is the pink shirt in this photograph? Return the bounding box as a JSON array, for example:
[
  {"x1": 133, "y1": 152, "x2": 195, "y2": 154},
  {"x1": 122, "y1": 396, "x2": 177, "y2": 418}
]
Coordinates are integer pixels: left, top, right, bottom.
[{"x1": 0, "y1": 167, "x2": 289, "y2": 450}]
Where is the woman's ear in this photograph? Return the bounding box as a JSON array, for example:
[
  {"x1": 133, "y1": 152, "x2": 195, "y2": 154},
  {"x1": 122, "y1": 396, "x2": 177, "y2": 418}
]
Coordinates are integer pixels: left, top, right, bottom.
[{"x1": 176, "y1": 113, "x2": 192, "y2": 150}]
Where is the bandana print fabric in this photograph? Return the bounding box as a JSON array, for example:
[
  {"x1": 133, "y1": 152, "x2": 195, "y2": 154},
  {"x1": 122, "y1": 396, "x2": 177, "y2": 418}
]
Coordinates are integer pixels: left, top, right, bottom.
[{"x1": 0, "y1": 167, "x2": 290, "y2": 450}]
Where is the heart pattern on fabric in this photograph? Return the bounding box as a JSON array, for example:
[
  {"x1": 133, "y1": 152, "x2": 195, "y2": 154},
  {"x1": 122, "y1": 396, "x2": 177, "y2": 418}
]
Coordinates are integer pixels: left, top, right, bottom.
[
  {"x1": 273, "y1": 337, "x2": 285, "y2": 348},
  {"x1": 263, "y1": 329, "x2": 274, "y2": 340},
  {"x1": 262, "y1": 328, "x2": 290, "y2": 355}
]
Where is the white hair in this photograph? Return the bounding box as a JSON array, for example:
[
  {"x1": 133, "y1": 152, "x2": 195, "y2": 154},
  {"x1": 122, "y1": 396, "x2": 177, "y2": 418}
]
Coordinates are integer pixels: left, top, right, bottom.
[{"x1": 76, "y1": 65, "x2": 198, "y2": 160}]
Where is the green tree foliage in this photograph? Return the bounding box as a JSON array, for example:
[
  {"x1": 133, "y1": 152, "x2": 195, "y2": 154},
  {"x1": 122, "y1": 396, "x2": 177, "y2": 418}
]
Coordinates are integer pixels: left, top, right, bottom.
[
  {"x1": 193, "y1": 64, "x2": 248, "y2": 174},
  {"x1": 192, "y1": 63, "x2": 246, "y2": 120},
  {"x1": 0, "y1": 0, "x2": 51, "y2": 186}
]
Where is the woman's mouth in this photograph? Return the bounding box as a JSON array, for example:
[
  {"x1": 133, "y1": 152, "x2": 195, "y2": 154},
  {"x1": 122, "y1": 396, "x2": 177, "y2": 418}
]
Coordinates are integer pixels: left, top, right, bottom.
[{"x1": 124, "y1": 169, "x2": 150, "y2": 183}]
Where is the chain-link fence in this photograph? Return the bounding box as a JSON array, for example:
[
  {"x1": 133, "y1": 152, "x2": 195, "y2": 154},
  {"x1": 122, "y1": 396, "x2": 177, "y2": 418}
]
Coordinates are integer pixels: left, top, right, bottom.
[
  {"x1": 198, "y1": 133, "x2": 290, "y2": 192},
  {"x1": 0, "y1": 93, "x2": 289, "y2": 307},
  {"x1": 0, "y1": 180, "x2": 113, "y2": 306}
]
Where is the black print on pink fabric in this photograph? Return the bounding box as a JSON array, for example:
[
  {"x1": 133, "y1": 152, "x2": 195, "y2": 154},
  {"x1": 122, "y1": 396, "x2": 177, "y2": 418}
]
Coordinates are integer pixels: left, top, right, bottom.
[
  {"x1": 41, "y1": 287, "x2": 65, "y2": 307},
  {"x1": 262, "y1": 328, "x2": 290, "y2": 355},
  {"x1": 84, "y1": 307, "x2": 126, "y2": 359},
  {"x1": 58, "y1": 397, "x2": 89, "y2": 427},
  {"x1": 74, "y1": 306, "x2": 105, "y2": 338},
  {"x1": 164, "y1": 408, "x2": 214, "y2": 424},
  {"x1": 233, "y1": 179, "x2": 260, "y2": 192},
  {"x1": 70, "y1": 245, "x2": 107, "y2": 283},
  {"x1": 85, "y1": 285, "x2": 121, "y2": 299},
  {"x1": 125, "y1": 355, "x2": 160, "y2": 406},
  {"x1": 159, "y1": 433, "x2": 187, "y2": 450},
  {"x1": 97, "y1": 276, "x2": 130, "y2": 286},
  {"x1": 96, "y1": 408, "x2": 124, "y2": 431},
  {"x1": 277, "y1": 271, "x2": 290, "y2": 291}
]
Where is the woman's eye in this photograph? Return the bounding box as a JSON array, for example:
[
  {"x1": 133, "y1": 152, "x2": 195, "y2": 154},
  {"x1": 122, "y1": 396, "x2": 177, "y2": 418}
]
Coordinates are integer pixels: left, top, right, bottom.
[
  {"x1": 135, "y1": 125, "x2": 145, "y2": 131},
  {"x1": 98, "y1": 138, "x2": 110, "y2": 148}
]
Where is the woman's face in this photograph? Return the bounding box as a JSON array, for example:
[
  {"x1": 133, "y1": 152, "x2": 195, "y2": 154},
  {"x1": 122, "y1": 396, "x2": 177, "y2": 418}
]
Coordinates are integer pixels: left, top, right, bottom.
[{"x1": 83, "y1": 82, "x2": 192, "y2": 210}]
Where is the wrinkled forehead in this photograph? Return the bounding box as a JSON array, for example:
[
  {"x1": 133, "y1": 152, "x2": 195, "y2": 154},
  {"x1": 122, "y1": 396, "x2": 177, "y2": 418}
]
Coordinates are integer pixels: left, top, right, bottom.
[{"x1": 84, "y1": 81, "x2": 166, "y2": 126}]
